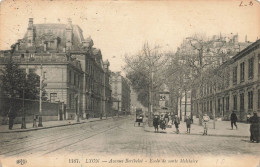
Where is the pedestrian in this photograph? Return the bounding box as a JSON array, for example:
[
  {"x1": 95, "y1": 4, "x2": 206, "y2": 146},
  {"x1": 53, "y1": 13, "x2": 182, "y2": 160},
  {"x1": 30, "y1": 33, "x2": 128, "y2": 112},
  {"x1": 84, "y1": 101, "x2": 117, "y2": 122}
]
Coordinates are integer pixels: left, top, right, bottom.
[
  {"x1": 249, "y1": 112, "x2": 259, "y2": 143},
  {"x1": 202, "y1": 113, "x2": 210, "y2": 135},
  {"x1": 246, "y1": 113, "x2": 251, "y2": 124},
  {"x1": 185, "y1": 115, "x2": 192, "y2": 134},
  {"x1": 159, "y1": 115, "x2": 166, "y2": 131},
  {"x1": 230, "y1": 111, "x2": 238, "y2": 130},
  {"x1": 165, "y1": 113, "x2": 169, "y2": 127},
  {"x1": 173, "y1": 114, "x2": 180, "y2": 134},
  {"x1": 86, "y1": 113, "x2": 89, "y2": 119},
  {"x1": 8, "y1": 107, "x2": 16, "y2": 130},
  {"x1": 153, "y1": 115, "x2": 160, "y2": 133}
]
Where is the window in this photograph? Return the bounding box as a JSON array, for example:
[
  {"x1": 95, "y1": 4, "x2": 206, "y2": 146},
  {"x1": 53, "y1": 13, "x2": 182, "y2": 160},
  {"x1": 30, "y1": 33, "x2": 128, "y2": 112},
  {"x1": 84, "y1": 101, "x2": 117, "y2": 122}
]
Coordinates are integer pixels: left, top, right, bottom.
[
  {"x1": 21, "y1": 54, "x2": 24, "y2": 58},
  {"x1": 248, "y1": 91, "x2": 253, "y2": 110},
  {"x1": 210, "y1": 101, "x2": 212, "y2": 113},
  {"x1": 74, "y1": 73, "x2": 77, "y2": 85},
  {"x1": 78, "y1": 76, "x2": 80, "y2": 88},
  {"x1": 233, "y1": 66, "x2": 237, "y2": 85},
  {"x1": 69, "y1": 94, "x2": 72, "y2": 108},
  {"x1": 226, "y1": 96, "x2": 229, "y2": 111},
  {"x1": 50, "y1": 93, "x2": 57, "y2": 103},
  {"x1": 258, "y1": 89, "x2": 260, "y2": 109},
  {"x1": 225, "y1": 68, "x2": 230, "y2": 88},
  {"x1": 233, "y1": 95, "x2": 237, "y2": 111},
  {"x1": 240, "y1": 93, "x2": 244, "y2": 111},
  {"x1": 218, "y1": 98, "x2": 221, "y2": 113},
  {"x1": 240, "y1": 62, "x2": 245, "y2": 82},
  {"x1": 207, "y1": 101, "x2": 209, "y2": 113},
  {"x1": 248, "y1": 58, "x2": 254, "y2": 79},
  {"x1": 29, "y1": 53, "x2": 34, "y2": 58},
  {"x1": 258, "y1": 54, "x2": 260, "y2": 76},
  {"x1": 69, "y1": 70, "x2": 72, "y2": 83}
]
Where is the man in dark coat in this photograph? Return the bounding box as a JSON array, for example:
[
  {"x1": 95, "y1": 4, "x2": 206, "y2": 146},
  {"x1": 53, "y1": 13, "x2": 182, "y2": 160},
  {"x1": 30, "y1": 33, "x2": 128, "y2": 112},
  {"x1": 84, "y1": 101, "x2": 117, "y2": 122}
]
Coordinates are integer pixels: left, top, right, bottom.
[
  {"x1": 230, "y1": 111, "x2": 238, "y2": 130},
  {"x1": 153, "y1": 115, "x2": 160, "y2": 132},
  {"x1": 249, "y1": 113, "x2": 259, "y2": 143},
  {"x1": 8, "y1": 108, "x2": 16, "y2": 130}
]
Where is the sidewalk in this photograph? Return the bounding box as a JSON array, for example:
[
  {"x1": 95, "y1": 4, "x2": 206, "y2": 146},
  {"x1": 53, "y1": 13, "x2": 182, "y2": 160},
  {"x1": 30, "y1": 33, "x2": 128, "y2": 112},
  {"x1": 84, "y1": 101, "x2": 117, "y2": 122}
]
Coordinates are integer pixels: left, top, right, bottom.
[
  {"x1": 0, "y1": 116, "x2": 117, "y2": 133},
  {"x1": 144, "y1": 119, "x2": 251, "y2": 138}
]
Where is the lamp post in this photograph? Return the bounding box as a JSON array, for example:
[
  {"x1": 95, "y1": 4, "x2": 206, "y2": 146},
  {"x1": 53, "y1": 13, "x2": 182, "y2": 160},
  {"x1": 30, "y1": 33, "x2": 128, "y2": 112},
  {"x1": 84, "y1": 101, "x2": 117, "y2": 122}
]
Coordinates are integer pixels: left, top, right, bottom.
[
  {"x1": 21, "y1": 72, "x2": 27, "y2": 129},
  {"x1": 38, "y1": 54, "x2": 43, "y2": 127},
  {"x1": 75, "y1": 95, "x2": 80, "y2": 122}
]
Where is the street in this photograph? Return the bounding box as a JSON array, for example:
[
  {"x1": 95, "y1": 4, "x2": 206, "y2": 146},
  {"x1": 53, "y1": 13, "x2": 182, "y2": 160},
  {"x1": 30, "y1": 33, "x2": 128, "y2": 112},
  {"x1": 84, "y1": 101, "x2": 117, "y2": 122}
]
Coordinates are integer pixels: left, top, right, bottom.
[{"x1": 0, "y1": 116, "x2": 259, "y2": 158}]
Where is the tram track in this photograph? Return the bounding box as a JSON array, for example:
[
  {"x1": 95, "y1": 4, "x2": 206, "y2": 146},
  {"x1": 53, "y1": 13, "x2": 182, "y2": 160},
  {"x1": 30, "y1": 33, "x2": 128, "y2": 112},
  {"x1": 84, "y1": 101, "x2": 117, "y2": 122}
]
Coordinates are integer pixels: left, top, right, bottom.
[
  {"x1": 1, "y1": 118, "x2": 126, "y2": 157},
  {"x1": 0, "y1": 124, "x2": 93, "y2": 148}
]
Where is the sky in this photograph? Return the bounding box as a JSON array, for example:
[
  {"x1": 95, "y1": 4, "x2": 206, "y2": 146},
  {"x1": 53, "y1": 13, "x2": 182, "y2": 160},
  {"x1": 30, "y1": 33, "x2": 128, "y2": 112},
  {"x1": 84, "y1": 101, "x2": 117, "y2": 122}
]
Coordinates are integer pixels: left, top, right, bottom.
[{"x1": 0, "y1": 0, "x2": 259, "y2": 72}]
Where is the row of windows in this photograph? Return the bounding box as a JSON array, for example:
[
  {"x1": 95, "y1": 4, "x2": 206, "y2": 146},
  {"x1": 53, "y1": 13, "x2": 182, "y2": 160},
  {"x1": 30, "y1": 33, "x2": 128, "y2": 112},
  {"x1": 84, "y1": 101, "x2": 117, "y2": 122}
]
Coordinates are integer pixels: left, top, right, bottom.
[
  {"x1": 199, "y1": 54, "x2": 259, "y2": 97},
  {"x1": 198, "y1": 90, "x2": 259, "y2": 114}
]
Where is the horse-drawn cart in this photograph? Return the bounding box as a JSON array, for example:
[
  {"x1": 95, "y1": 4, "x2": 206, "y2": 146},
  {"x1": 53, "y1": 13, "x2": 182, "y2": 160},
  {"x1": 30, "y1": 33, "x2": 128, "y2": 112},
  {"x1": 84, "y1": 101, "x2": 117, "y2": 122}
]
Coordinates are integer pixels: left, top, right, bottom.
[{"x1": 134, "y1": 108, "x2": 144, "y2": 126}]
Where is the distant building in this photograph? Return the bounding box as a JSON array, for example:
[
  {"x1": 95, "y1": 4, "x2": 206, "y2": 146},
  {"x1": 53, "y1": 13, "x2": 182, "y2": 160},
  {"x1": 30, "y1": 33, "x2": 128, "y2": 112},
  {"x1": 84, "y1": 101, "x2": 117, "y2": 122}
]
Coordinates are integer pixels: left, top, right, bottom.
[
  {"x1": 110, "y1": 72, "x2": 131, "y2": 115},
  {"x1": 0, "y1": 18, "x2": 112, "y2": 120}
]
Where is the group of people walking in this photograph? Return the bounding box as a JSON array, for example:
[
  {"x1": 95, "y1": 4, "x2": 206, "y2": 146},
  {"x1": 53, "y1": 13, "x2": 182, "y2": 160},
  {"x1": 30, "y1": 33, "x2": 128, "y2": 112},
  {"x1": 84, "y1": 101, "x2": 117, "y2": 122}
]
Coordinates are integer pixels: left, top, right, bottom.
[
  {"x1": 152, "y1": 111, "x2": 259, "y2": 143},
  {"x1": 153, "y1": 113, "x2": 192, "y2": 134}
]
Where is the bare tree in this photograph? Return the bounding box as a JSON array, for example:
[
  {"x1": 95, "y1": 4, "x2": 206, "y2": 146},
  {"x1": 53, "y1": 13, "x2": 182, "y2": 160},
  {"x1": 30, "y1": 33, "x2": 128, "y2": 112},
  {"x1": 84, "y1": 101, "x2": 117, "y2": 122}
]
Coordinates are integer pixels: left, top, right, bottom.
[
  {"x1": 124, "y1": 42, "x2": 169, "y2": 126},
  {"x1": 177, "y1": 33, "x2": 229, "y2": 125}
]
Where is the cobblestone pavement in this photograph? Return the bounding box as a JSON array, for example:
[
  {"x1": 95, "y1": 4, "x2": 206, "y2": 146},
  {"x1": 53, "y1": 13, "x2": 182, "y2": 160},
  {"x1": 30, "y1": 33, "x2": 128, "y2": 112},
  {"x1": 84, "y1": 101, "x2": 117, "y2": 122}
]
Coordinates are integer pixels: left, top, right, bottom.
[
  {"x1": 50, "y1": 117, "x2": 259, "y2": 157},
  {"x1": 0, "y1": 116, "x2": 259, "y2": 167}
]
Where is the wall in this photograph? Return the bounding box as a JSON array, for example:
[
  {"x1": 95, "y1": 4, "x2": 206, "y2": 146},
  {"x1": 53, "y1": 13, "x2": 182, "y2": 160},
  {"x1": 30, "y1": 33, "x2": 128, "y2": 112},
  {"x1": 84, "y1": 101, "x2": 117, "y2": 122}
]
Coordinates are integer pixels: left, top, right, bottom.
[{"x1": 0, "y1": 97, "x2": 60, "y2": 124}]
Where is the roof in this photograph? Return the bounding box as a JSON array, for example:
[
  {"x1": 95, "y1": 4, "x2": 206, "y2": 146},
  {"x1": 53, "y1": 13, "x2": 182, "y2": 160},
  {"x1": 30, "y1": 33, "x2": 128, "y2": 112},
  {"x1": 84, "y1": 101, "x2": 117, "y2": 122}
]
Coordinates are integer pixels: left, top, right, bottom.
[
  {"x1": 19, "y1": 23, "x2": 86, "y2": 52},
  {"x1": 232, "y1": 39, "x2": 260, "y2": 61}
]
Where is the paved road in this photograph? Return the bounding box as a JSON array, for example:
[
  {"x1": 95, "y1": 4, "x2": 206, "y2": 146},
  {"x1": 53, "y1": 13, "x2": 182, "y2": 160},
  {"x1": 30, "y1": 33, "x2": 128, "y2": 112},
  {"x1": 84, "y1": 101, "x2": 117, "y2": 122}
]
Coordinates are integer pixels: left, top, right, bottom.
[{"x1": 1, "y1": 116, "x2": 259, "y2": 159}]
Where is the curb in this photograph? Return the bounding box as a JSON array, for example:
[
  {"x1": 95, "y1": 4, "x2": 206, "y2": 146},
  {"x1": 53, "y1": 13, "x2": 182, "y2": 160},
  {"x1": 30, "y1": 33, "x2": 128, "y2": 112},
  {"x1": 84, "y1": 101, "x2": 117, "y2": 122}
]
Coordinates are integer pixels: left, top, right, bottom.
[
  {"x1": 0, "y1": 117, "x2": 115, "y2": 134},
  {"x1": 143, "y1": 124, "x2": 250, "y2": 139}
]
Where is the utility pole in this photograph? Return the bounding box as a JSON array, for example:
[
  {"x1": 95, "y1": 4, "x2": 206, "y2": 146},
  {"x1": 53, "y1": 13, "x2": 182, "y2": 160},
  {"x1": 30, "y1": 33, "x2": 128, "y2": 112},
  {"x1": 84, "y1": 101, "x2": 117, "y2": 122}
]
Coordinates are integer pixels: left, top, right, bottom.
[
  {"x1": 103, "y1": 71, "x2": 106, "y2": 119},
  {"x1": 38, "y1": 54, "x2": 43, "y2": 127},
  {"x1": 117, "y1": 99, "x2": 120, "y2": 118},
  {"x1": 21, "y1": 72, "x2": 27, "y2": 129}
]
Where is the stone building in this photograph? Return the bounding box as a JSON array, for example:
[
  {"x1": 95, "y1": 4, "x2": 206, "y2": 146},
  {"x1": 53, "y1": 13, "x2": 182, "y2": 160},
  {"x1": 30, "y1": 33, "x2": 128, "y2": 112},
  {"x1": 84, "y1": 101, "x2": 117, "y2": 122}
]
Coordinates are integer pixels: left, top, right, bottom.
[
  {"x1": 110, "y1": 72, "x2": 131, "y2": 115},
  {"x1": 176, "y1": 34, "x2": 252, "y2": 121},
  {"x1": 0, "y1": 18, "x2": 112, "y2": 120},
  {"x1": 191, "y1": 39, "x2": 260, "y2": 121}
]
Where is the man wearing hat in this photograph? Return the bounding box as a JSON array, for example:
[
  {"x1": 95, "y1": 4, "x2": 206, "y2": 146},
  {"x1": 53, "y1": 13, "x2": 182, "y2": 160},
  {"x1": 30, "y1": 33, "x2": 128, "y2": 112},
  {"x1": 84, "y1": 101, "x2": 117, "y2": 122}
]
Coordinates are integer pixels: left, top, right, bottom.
[{"x1": 249, "y1": 112, "x2": 259, "y2": 143}]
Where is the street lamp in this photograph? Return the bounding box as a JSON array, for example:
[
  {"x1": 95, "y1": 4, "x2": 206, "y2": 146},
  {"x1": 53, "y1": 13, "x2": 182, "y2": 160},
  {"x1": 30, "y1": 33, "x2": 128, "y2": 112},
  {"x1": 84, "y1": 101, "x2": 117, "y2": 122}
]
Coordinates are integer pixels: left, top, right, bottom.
[
  {"x1": 38, "y1": 54, "x2": 44, "y2": 127},
  {"x1": 21, "y1": 72, "x2": 28, "y2": 129}
]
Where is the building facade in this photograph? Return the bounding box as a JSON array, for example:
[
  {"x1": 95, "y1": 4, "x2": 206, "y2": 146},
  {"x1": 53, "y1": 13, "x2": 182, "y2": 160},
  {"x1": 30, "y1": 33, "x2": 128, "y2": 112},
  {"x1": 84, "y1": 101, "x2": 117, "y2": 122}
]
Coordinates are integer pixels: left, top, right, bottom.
[
  {"x1": 110, "y1": 72, "x2": 131, "y2": 115},
  {"x1": 192, "y1": 39, "x2": 260, "y2": 121},
  {"x1": 0, "y1": 18, "x2": 112, "y2": 120}
]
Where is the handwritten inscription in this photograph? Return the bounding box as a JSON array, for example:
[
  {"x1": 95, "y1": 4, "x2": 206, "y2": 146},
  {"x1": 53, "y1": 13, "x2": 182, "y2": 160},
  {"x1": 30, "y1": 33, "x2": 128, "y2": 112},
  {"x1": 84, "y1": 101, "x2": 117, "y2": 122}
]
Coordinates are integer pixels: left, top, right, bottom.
[{"x1": 239, "y1": 1, "x2": 254, "y2": 7}]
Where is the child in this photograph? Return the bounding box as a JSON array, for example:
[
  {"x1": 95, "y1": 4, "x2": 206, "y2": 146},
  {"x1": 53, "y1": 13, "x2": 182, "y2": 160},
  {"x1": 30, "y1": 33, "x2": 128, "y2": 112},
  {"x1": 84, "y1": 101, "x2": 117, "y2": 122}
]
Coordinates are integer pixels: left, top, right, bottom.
[
  {"x1": 202, "y1": 113, "x2": 210, "y2": 135},
  {"x1": 160, "y1": 115, "x2": 166, "y2": 130},
  {"x1": 185, "y1": 116, "x2": 192, "y2": 134},
  {"x1": 173, "y1": 114, "x2": 180, "y2": 134}
]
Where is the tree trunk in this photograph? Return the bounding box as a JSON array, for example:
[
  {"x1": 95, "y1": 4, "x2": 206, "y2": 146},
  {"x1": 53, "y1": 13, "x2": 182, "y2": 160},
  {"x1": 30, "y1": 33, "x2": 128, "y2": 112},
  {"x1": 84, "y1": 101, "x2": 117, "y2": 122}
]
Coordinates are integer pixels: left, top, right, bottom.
[{"x1": 179, "y1": 91, "x2": 182, "y2": 121}]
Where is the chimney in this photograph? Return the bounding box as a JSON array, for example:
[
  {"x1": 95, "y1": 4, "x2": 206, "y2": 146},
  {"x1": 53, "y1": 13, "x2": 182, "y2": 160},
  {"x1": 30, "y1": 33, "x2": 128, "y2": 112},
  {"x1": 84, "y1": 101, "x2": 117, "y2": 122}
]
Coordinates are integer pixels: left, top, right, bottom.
[
  {"x1": 27, "y1": 18, "x2": 34, "y2": 47},
  {"x1": 28, "y1": 18, "x2": 33, "y2": 29},
  {"x1": 245, "y1": 35, "x2": 247, "y2": 42},
  {"x1": 66, "y1": 18, "x2": 73, "y2": 50}
]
